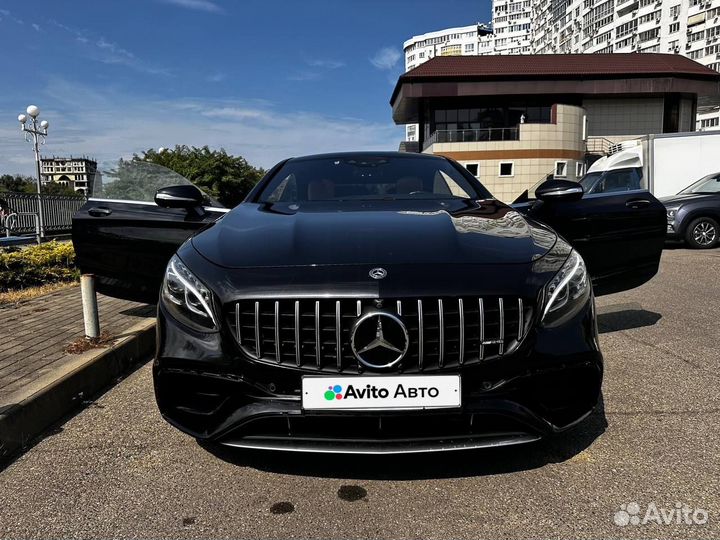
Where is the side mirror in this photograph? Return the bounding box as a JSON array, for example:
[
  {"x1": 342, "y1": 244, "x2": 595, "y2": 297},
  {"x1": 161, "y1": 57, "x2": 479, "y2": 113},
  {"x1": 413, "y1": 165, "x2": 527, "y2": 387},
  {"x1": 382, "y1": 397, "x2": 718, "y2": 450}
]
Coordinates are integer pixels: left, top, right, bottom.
[
  {"x1": 535, "y1": 179, "x2": 584, "y2": 202},
  {"x1": 155, "y1": 185, "x2": 204, "y2": 209}
]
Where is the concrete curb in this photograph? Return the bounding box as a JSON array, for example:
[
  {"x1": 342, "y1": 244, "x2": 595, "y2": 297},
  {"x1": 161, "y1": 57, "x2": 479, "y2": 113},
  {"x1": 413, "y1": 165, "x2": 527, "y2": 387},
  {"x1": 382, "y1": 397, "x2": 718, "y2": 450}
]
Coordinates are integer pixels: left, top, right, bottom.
[{"x1": 0, "y1": 319, "x2": 156, "y2": 463}]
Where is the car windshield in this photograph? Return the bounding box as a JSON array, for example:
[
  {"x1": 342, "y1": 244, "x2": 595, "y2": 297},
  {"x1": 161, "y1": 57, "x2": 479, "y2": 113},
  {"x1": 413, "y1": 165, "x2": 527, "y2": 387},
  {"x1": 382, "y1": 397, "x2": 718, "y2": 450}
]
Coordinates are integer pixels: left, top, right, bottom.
[
  {"x1": 679, "y1": 173, "x2": 720, "y2": 194},
  {"x1": 256, "y1": 155, "x2": 490, "y2": 203},
  {"x1": 579, "y1": 172, "x2": 602, "y2": 192}
]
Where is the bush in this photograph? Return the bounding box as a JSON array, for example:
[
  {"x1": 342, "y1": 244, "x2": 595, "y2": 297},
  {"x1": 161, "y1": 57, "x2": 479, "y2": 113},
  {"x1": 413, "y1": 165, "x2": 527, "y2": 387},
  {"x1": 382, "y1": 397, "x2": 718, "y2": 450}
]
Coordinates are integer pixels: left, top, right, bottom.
[{"x1": 0, "y1": 241, "x2": 79, "y2": 292}]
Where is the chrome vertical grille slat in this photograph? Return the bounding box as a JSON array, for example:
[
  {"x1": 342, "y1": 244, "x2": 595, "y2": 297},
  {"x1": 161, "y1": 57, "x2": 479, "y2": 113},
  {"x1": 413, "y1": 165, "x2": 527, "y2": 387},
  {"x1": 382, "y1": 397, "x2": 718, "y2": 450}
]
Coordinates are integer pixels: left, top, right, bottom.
[
  {"x1": 498, "y1": 298, "x2": 505, "y2": 356},
  {"x1": 417, "y1": 299, "x2": 424, "y2": 370},
  {"x1": 438, "y1": 299, "x2": 445, "y2": 368},
  {"x1": 314, "y1": 300, "x2": 321, "y2": 369},
  {"x1": 274, "y1": 301, "x2": 280, "y2": 363},
  {"x1": 458, "y1": 298, "x2": 465, "y2": 365},
  {"x1": 235, "y1": 303, "x2": 241, "y2": 346},
  {"x1": 294, "y1": 300, "x2": 301, "y2": 367},
  {"x1": 478, "y1": 298, "x2": 485, "y2": 361},
  {"x1": 254, "y1": 301, "x2": 261, "y2": 360},
  {"x1": 518, "y1": 298, "x2": 524, "y2": 340},
  {"x1": 335, "y1": 300, "x2": 342, "y2": 371},
  {"x1": 228, "y1": 296, "x2": 531, "y2": 373}
]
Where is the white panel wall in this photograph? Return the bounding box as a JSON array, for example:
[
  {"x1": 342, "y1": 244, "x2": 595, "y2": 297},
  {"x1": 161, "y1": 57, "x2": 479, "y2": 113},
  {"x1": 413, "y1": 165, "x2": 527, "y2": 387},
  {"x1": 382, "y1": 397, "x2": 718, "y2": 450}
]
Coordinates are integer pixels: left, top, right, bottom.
[{"x1": 652, "y1": 134, "x2": 720, "y2": 197}]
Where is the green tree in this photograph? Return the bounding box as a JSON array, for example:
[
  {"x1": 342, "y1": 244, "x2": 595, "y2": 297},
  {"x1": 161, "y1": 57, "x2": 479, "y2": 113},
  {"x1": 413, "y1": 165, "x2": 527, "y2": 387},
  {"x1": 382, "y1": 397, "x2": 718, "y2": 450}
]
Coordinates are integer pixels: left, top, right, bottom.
[
  {"x1": 43, "y1": 182, "x2": 81, "y2": 197},
  {"x1": 134, "y1": 145, "x2": 265, "y2": 207},
  {"x1": 0, "y1": 174, "x2": 35, "y2": 193},
  {"x1": 0, "y1": 174, "x2": 81, "y2": 196}
]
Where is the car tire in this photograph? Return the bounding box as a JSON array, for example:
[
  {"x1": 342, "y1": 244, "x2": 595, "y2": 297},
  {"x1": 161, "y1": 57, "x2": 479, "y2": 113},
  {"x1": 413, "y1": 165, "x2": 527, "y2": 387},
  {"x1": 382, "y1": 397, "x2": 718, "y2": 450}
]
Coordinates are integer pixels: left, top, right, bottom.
[{"x1": 685, "y1": 217, "x2": 719, "y2": 249}]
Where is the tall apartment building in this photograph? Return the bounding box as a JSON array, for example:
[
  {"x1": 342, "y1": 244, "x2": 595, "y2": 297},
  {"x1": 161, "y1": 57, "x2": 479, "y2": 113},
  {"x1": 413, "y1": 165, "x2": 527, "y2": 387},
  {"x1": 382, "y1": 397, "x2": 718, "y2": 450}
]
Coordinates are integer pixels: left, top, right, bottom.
[
  {"x1": 40, "y1": 156, "x2": 97, "y2": 195},
  {"x1": 531, "y1": 0, "x2": 720, "y2": 129},
  {"x1": 403, "y1": 23, "x2": 498, "y2": 141},
  {"x1": 492, "y1": 0, "x2": 533, "y2": 53},
  {"x1": 402, "y1": 0, "x2": 720, "y2": 137}
]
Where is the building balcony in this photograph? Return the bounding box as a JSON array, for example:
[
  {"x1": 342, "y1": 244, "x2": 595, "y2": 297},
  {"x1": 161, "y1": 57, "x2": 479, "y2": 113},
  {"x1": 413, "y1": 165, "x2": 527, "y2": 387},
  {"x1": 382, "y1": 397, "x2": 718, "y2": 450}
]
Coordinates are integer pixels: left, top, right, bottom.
[{"x1": 423, "y1": 127, "x2": 520, "y2": 150}]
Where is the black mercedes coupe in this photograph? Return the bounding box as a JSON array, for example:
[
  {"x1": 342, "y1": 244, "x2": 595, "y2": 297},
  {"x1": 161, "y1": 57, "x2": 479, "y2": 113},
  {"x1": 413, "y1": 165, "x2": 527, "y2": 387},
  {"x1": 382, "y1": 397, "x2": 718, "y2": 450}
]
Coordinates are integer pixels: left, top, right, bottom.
[{"x1": 72, "y1": 152, "x2": 666, "y2": 453}]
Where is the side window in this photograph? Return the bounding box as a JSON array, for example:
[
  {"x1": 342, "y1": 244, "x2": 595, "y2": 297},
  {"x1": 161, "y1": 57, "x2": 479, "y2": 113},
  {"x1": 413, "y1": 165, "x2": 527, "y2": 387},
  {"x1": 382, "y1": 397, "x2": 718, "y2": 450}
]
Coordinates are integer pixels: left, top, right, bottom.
[
  {"x1": 433, "y1": 171, "x2": 473, "y2": 198},
  {"x1": 592, "y1": 168, "x2": 643, "y2": 194},
  {"x1": 265, "y1": 174, "x2": 297, "y2": 202}
]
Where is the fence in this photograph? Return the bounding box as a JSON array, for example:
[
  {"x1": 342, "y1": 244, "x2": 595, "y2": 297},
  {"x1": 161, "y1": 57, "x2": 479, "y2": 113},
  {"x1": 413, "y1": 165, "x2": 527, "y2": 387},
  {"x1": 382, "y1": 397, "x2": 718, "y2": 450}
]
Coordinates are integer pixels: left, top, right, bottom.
[{"x1": 0, "y1": 192, "x2": 86, "y2": 236}]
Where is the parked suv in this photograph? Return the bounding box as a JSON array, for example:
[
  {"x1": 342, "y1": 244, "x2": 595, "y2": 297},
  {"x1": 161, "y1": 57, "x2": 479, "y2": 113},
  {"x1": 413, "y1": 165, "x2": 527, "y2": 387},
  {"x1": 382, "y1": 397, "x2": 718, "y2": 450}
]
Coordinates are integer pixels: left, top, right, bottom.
[{"x1": 662, "y1": 173, "x2": 720, "y2": 249}]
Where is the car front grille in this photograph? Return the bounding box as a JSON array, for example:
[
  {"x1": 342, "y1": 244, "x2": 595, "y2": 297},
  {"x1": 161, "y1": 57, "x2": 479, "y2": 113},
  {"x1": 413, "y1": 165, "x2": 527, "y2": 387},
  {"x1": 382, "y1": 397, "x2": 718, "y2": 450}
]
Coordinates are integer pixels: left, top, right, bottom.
[{"x1": 226, "y1": 297, "x2": 533, "y2": 373}]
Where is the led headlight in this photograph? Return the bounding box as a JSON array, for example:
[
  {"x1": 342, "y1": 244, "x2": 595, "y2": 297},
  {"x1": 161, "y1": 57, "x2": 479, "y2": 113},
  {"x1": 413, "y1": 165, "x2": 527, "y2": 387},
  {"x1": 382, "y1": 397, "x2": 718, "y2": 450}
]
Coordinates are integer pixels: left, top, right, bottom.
[
  {"x1": 161, "y1": 255, "x2": 218, "y2": 331},
  {"x1": 666, "y1": 208, "x2": 677, "y2": 222},
  {"x1": 541, "y1": 250, "x2": 591, "y2": 327}
]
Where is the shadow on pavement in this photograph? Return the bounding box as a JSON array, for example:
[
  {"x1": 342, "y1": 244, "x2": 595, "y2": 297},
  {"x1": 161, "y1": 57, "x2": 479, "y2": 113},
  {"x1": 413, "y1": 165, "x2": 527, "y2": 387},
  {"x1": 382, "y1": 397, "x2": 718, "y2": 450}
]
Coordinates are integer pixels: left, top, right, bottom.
[
  {"x1": 597, "y1": 303, "x2": 662, "y2": 334},
  {"x1": 118, "y1": 304, "x2": 156, "y2": 317},
  {"x1": 201, "y1": 396, "x2": 608, "y2": 480}
]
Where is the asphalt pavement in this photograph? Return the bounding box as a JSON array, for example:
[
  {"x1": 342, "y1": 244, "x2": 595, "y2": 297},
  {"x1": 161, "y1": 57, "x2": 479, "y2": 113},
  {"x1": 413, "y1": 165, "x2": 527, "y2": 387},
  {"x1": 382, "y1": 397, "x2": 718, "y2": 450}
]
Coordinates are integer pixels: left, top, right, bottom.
[{"x1": 0, "y1": 247, "x2": 718, "y2": 539}]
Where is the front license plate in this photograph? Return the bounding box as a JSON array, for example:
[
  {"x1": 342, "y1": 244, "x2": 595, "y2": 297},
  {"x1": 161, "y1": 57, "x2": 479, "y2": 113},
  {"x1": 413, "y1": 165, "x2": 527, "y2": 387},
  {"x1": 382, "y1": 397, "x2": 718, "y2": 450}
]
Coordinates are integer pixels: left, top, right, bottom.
[{"x1": 302, "y1": 375, "x2": 461, "y2": 411}]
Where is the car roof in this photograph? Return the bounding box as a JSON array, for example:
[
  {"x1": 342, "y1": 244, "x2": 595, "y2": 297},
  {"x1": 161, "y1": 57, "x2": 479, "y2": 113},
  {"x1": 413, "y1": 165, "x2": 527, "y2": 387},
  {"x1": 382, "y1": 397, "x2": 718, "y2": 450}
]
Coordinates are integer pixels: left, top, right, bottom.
[{"x1": 287, "y1": 151, "x2": 448, "y2": 163}]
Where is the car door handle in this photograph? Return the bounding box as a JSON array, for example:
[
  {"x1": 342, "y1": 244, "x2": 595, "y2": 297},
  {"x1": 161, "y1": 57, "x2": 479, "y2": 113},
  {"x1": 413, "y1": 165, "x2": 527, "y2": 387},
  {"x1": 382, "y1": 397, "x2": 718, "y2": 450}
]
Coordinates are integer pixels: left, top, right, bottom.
[
  {"x1": 626, "y1": 199, "x2": 651, "y2": 209},
  {"x1": 88, "y1": 207, "x2": 113, "y2": 217}
]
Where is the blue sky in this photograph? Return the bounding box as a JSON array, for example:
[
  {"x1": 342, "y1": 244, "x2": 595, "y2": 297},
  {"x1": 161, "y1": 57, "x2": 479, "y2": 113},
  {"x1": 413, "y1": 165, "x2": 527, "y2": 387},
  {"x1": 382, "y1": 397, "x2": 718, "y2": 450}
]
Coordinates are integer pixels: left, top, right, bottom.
[{"x1": 0, "y1": 0, "x2": 491, "y2": 175}]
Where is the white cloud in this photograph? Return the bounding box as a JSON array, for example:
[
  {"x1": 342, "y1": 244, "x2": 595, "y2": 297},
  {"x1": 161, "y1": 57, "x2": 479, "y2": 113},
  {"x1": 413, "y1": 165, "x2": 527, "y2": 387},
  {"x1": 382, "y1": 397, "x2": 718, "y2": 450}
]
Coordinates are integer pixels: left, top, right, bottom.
[
  {"x1": 48, "y1": 20, "x2": 171, "y2": 76},
  {"x1": 370, "y1": 47, "x2": 401, "y2": 70},
  {"x1": 0, "y1": 80, "x2": 403, "y2": 176},
  {"x1": 206, "y1": 73, "x2": 226, "y2": 83},
  {"x1": 32, "y1": 23, "x2": 40, "y2": 32},
  {"x1": 159, "y1": 0, "x2": 223, "y2": 13},
  {"x1": 306, "y1": 58, "x2": 345, "y2": 69}
]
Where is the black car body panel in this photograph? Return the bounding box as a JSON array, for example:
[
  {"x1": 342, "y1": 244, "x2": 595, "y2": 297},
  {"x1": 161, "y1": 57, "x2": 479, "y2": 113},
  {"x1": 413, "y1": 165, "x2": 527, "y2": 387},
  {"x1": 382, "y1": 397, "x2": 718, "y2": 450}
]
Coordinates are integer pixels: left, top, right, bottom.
[
  {"x1": 72, "y1": 152, "x2": 665, "y2": 453},
  {"x1": 191, "y1": 199, "x2": 554, "y2": 268},
  {"x1": 517, "y1": 191, "x2": 666, "y2": 295}
]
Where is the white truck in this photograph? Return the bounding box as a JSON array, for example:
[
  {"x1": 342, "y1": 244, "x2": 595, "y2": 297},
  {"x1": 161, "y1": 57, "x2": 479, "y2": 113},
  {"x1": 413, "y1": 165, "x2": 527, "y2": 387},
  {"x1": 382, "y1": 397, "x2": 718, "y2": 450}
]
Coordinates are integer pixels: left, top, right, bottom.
[{"x1": 582, "y1": 130, "x2": 720, "y2": 198}]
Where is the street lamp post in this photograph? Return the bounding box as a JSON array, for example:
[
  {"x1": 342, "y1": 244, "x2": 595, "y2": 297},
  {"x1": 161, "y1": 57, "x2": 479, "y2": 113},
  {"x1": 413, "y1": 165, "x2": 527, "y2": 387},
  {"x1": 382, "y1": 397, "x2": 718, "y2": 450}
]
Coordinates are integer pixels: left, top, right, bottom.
[{"x1": 18, "y1": 105, "x2": 49, "y2": 241}]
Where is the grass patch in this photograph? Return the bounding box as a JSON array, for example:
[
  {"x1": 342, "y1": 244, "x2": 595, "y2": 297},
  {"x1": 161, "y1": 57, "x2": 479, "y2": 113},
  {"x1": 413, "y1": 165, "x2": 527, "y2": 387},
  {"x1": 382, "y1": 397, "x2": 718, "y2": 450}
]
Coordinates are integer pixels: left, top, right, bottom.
[{"x1": 0, "y1": 281, "x2": 76, "y2": 306}]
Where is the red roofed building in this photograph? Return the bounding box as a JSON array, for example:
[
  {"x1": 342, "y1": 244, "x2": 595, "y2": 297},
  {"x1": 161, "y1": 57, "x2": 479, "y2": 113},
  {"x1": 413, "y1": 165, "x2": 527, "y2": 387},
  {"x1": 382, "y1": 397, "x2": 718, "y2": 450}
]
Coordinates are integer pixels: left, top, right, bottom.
[{"x1": 390, "y1": 54, "x2": 720, "y2": 201}]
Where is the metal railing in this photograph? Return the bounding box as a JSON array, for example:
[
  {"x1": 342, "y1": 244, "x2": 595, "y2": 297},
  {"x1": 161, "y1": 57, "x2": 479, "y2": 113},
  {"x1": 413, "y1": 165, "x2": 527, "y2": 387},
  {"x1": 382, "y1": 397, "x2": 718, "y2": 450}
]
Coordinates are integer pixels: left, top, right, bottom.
[
  {"x1": 424, "y1": 127, "x2": 520, "y2": 149},
  {"x1": 0, "y1": 192, "x2": 86, "y2": 237}
]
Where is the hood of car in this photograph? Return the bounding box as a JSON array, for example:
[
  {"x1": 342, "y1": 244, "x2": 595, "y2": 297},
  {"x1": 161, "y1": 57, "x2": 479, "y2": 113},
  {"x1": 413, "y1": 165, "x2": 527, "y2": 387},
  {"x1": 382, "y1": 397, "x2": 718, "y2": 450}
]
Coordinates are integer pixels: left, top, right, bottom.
[
  {"x1": 190, "y1": 199, "x2": 557, "y2": 268},
  {"x1": 660, "y1": 193, "x2": 718, "y2": 206}
]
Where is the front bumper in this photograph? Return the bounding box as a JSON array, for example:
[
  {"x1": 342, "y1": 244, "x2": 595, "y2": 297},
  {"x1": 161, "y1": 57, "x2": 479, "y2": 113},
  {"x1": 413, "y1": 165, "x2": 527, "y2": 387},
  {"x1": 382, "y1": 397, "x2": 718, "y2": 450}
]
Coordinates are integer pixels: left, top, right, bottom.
[
  {"x1": 153, "y1": 299, "x2": 603, "y2": 453},
  {"x1": 666, "y1": 221, "x2": 682, "y2": 240}
]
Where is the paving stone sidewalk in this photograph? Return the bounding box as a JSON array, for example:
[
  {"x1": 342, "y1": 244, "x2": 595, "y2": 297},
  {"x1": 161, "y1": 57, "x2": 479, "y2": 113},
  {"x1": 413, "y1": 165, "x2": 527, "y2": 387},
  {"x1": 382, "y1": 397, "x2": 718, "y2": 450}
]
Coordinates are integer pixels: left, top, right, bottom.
[{"x1": 0, "y1": 286, "x2": 155, "y2": 401}]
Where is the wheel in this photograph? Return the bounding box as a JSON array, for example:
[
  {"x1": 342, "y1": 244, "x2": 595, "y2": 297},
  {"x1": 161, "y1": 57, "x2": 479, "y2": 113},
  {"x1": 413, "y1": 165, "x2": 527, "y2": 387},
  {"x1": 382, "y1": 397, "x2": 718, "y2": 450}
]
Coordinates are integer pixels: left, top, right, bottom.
[{"x1": 685, "y1": 217, "x2": 719, "y2": 249}]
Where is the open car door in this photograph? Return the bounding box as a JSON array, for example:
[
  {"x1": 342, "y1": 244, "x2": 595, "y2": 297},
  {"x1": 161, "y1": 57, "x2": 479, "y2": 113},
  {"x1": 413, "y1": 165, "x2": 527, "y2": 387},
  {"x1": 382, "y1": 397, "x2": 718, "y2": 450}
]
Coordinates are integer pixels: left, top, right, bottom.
[
  {"x1": 513, "y1": 181, "x2": 666, "y2": 296},
  {"x1": 72, "y1": 160, "x2": 227, "y2": 303}
]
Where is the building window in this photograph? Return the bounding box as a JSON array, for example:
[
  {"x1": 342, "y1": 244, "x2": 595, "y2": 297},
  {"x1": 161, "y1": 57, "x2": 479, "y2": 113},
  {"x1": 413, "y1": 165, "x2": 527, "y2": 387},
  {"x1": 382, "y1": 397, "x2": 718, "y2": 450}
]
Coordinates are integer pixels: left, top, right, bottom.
[
  {"x1": 701, "y1": 117, "x2": 719, "y2": 128},
  {"x1": 555, "y1": 161, "x2": 568, "y2": 178},
  {"x1": 670, "y1": 4, "x2": 680, "y2": 18},
  {"x1": 464, "y1": 43, "x2": 475, "y2": 53},
  {"x1": 499, "y1": 162, "x2": 514, "y2": 177},
  {"x1": 466, "y1": 163, "x2": 479, "y2": 177},
  {"x1": 576, "y1": 162, "x2": 585, "y2": 178},
  {"x1": 669, "y1": 22, "x2": 680, "y2": 33}
]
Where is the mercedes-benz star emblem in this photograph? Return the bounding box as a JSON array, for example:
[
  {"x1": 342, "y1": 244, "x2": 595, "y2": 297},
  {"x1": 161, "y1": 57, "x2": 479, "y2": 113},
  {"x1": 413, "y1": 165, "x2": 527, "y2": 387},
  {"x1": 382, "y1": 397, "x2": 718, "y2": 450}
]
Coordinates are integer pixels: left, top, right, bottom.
[
  {"x1": 369, "y1": 267, "x2": 387, "y2": 280},
  {"x1": 350, "y1": 312, "x2": 409, "y2": 369}
]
